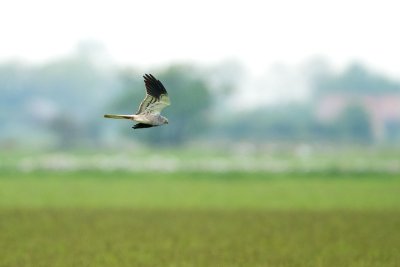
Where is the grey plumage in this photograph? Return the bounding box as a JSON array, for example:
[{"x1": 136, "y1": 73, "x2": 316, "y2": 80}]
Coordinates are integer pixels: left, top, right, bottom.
[{"x1": 104, "y1": 74, "x2": 171, "y2": 129}]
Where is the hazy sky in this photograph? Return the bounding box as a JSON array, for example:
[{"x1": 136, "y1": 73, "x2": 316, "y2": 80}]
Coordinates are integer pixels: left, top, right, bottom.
[
  {"x1": 1, "y1": 0, "x2": 399, "y2": 76},
  {"x1": 1, "y1": 0, "x2": 399, "y2": 106}
]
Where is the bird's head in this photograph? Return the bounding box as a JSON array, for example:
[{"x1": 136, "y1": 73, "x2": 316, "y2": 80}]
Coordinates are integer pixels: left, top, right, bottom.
[{"x1": 161, "y1": 117, "x2": 169, "y2": 125}]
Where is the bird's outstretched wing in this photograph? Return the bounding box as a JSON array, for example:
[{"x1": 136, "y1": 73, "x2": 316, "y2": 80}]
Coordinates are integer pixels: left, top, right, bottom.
[{"x1": 136, "y1": 74, "x2": 170, "y2": 115}]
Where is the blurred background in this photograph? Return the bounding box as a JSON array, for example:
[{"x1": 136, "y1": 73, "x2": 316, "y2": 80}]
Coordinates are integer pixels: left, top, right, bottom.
[{"x1": 1, "y1": 0, "x2": 400, "y2": 171}]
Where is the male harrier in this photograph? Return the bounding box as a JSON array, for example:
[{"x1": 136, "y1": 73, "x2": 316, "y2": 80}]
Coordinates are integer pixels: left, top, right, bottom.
[{"x1": 104, "y1": 74, "x2": 170, "y2": 129}]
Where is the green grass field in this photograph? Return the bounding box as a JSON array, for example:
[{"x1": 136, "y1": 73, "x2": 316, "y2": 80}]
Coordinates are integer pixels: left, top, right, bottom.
[
  {"x1": 1, "y1": 170, "x2": 399, "y2": 266},
  {"x1": 1, "y1": 171, "x2": 400, "y2": 210},
  {"x1": 1, "y1": 209, "x2": 399, "y2": 267}
]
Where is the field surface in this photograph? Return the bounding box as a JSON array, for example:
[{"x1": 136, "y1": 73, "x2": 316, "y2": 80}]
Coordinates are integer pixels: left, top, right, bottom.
[
  {"x1": 1, "y1": 209, "x2": 399, "y2": 267},
  {"x1": 1, "y1": 171, "x2": 400, "y2": 210},
  {"x1": 1, "y1": 170, "x2": 399, "y2": 266}
]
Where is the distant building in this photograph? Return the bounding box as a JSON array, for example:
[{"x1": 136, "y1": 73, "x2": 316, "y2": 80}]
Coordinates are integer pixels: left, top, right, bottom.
[
  {"x1": 316, "y1": 94, "x2": 400, "y2": 140},
  {"x1": 314, "y1": 64, "x2": 400, "y2": 141}
]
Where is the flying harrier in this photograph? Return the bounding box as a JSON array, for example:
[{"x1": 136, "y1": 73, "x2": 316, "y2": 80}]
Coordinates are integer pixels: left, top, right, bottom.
[{"x1": 104, "y1": 74, "x2": 170, "y2": 129}]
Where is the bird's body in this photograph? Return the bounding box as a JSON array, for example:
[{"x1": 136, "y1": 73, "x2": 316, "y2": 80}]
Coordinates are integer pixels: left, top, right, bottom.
[{"x1": 104, "y1": 74, "x2": 170, "y2": 129}]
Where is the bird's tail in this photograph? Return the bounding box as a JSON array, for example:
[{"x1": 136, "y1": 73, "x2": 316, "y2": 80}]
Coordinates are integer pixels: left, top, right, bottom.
[{"x1": 104, "y1": 114, "x2": 135, "y2": 120}]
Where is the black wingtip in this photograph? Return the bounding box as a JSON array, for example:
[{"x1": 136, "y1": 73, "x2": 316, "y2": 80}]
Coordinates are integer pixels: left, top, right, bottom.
[
  {"x1": 143, "y1": 73, "x2": 153, "y2": 79},
  {"x1": 142, "y1": 73, "x2": 167, "y2": 99},
  {"x1": 132, "y1": 123, "x2": 155, "y2": 129}
]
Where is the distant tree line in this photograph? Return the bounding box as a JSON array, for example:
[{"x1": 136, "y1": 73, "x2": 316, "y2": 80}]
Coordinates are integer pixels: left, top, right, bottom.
[{"x1": 1, "y1": 51, "x2": 400, "y2": 149}]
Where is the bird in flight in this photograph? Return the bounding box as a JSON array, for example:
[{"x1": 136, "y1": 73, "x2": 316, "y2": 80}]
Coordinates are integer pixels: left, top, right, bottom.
[{"x1": 104, "y1": 74, "x2": 170, "y2": 129}]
